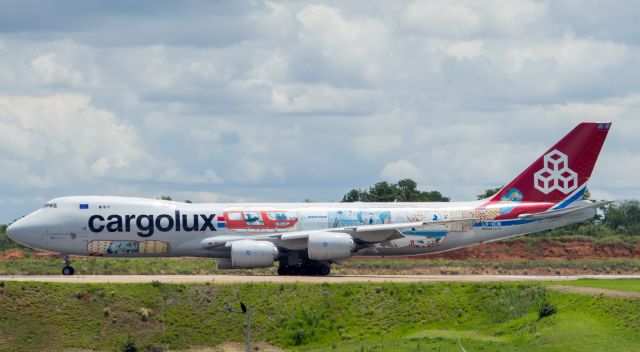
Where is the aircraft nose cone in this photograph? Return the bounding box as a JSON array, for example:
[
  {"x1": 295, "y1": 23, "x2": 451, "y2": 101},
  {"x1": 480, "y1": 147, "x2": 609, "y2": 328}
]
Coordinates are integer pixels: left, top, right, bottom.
[
  {"x1": 6, "y1": 222, "x2": 18, "y2": 241},
  {"x1": 5, "y1": 217, "x2": 43, "y2": 248}
]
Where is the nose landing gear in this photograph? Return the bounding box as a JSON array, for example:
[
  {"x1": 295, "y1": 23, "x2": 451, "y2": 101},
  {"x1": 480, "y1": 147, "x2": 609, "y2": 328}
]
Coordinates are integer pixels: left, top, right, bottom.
[{"x1": 61, "y1": 255, "x2": 75, "y2": 275}]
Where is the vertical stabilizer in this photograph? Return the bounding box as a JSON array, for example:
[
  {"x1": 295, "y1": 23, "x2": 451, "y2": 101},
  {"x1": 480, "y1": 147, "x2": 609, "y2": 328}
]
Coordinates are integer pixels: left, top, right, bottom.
[{"x1": 488, "y1": 122, "x2": 611, "y2": 205}]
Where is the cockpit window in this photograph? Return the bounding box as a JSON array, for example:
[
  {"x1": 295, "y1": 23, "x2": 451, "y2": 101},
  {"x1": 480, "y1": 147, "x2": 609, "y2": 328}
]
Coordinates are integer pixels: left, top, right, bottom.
[{"x1": 43, "y1": 203, "x2": 57, "y2": 208}]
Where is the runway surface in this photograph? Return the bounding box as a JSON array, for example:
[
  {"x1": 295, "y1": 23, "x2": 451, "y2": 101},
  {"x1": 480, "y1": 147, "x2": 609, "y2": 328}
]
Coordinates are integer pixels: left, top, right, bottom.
[{"x1": 1, "y1": 274, "x2": 639, "y2": 284}]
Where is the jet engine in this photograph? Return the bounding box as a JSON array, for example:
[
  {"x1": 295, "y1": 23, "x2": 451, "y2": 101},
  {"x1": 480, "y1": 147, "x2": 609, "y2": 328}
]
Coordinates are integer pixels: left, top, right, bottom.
[
  {"x1": 307, "y1": 232, "x2": 355, "y2": 261},
  {"x1": 230, "y1": 240, "x2": 279, "y2": 268}
]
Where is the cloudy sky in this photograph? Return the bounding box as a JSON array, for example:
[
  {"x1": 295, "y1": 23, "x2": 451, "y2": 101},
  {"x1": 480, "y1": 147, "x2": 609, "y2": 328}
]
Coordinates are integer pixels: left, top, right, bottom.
[{"x1": 1, "y1": 0, "x2": 639, "y2": 222}]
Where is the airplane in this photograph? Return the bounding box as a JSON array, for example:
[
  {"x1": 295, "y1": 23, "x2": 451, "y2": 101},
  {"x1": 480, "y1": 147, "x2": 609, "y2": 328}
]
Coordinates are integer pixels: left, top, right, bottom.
[{"x1": 6, "y1": 122, "x2": 612, "y2": 276}]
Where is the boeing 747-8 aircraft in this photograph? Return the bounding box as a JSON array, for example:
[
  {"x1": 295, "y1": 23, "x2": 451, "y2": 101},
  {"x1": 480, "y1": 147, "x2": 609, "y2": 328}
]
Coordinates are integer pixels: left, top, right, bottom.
[{"x1": 6, "y1": 122, "x2": 611, "y2": 276}]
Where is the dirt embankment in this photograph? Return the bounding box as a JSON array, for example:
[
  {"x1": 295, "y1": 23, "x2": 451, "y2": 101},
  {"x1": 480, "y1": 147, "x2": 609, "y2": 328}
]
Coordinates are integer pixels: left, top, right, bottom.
[
  {"x1": 422, "y1": 239, "x2": 640, "y2": 260},
  {"x1": 0, "y1": 249, "x2": 57, "y2": 260}
]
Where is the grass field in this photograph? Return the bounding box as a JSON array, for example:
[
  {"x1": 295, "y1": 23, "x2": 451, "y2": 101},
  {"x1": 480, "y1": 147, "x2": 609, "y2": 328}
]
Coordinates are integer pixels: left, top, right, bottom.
[
  {"x1": 546, "y1": 278, "x2": 640, "y2": 292},
  {"x1": 1, "y1": 281, "x2": 640, "y2": 351},
  {"x1": 3, "y1": 256, "x2": 640, "y2": 276}
]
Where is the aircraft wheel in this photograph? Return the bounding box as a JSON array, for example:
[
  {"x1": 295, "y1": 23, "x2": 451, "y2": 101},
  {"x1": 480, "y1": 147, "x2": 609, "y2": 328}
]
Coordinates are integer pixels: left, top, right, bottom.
[
  {"x1": 300, "y1": 265, "x2": 314, "y2": 276},
  {"x1": 318, "y1": 265, "x2": 330, "y2": 276},
  {"x1": 62, "y1": 266, "x2": 75, "y2": 276},
  {"x1": 277, "y1": 265, "x2": 287, "y2": 276},
  {"x1": 287, "y1": 265, "x2": 299, "y2": 275}
]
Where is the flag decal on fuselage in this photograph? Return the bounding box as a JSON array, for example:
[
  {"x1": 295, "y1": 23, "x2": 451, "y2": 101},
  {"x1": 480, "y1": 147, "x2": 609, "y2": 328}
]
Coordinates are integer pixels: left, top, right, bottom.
[{"x1": 217, "y1": 216, "x2": 226, "y2": 228}]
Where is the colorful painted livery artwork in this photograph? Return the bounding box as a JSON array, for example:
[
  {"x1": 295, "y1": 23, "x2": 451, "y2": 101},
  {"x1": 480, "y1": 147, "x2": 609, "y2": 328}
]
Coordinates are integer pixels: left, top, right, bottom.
[
  {"x1": 223, "y1": 210, "x2": 299, "y2": 232},
  {"x1": 328, "y1": 210, "x2": 391, "y2": 228},
  {"x1": 405, "y1": 230, "x2": 447, "y2": 248},
  {"x1": 88, "y1": 240, "x2": 170, "y2": 256}
]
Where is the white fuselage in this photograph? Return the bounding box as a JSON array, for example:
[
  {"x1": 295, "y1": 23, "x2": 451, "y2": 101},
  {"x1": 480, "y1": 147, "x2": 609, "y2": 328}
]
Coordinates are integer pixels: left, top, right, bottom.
[{"x1": 7, "y1": 196, "x2": 595, "y2": 258}]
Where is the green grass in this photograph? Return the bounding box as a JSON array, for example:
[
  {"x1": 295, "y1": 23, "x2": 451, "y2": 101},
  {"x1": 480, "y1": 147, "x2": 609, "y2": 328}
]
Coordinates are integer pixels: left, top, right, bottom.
[
  {"x1": 545, "y1": 279, "x2": 640, "y2": 292},
  {"x1": 3, "y1": 257, "x2": 640, "y2": 275},
  {"x1": 1, "y1": 281, "x2": 639, "y2": 351},
  {"x1": 3, "y1": 257, "x2": 640, "y2": 276}
]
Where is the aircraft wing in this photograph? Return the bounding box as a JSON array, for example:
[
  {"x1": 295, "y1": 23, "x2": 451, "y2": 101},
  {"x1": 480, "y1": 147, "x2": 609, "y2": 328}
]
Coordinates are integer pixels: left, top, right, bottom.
[
  {"x1": 280, "y1": 218, "x2": 475, "y2": 242},
  {"x1": 199, "y1": 218, "x2": 476, "y2": 249},
  {"x1": 518, "y1": 201, "x2": 612, "y2": 220}
]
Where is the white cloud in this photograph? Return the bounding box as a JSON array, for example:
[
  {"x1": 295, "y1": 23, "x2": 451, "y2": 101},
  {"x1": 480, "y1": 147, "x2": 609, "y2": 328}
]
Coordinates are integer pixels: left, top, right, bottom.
[
  {"x1": 0, "y1": 94, "x2": 151, "y2": 186},
  {"x1": 230, "y1": 158, "x2": 286, "y2": 184},
  {"x1": 404, "y1": 1, "x2": 481, "y2": 37},
  {"x1": 296, "y1": 4, "x2": 390, "y2": 82},
  {"x1": 159, "y1": 168, "x2": 224, "y2": 184},
  {"x1": 271, "y1": 84, "x2": 382, "y2": 113},
  {"x1": 403, "y1": 0, "x2": 547, "y2": 37},
  {"x1": 380, "y1": 159, "x2": 422, "y2": 181},
  {"x1": 31, "y1": 53, "x2": 85, "y2": 86}
]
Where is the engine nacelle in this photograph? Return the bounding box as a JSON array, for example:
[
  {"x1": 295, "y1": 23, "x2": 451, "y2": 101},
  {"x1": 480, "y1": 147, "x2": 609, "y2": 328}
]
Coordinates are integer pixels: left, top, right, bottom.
[
  {"x1": 230, "y1": 240, "x2": 279, "y2": 268},
  {"x1": 307, "y1": 232, "x2": 355, "y2": 261}
]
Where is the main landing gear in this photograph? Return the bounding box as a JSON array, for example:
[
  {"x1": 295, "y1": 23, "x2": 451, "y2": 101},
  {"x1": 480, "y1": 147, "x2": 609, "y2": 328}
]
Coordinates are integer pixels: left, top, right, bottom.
[
  {"x1": 277, "y1": 258, "x2": 331, "y2": 276},
  {"x1": 61, "y1": 255, "x2": 75, "y2": 276}
]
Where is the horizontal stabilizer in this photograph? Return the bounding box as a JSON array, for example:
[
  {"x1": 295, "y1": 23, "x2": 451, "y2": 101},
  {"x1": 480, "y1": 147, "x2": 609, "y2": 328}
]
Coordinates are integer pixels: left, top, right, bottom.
[{"x1": 518, "y1": 201, "x2": 611, "y2": 220}]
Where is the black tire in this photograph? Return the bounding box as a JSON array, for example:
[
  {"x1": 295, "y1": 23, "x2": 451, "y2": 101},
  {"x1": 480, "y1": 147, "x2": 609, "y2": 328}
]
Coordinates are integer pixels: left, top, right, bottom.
[
  {"x1": 287, "y1": 265, "x2": 299, "y2": 275},
  {"x1": 62, "y1": 266, "x2": 75, "y2": 276},
  {"x1": 318, "y1": 265, "x2": 330, "y2": 276},
  {"x1": 300, "y1": 265, "x2": 314, "y2": 276},
  {"x1": 277, "y1": 266, "x2": 287, "y2": 276}
]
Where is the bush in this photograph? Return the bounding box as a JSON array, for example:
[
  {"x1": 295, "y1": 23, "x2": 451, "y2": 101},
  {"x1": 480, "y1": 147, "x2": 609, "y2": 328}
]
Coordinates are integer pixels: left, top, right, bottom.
[
  {"x1": 121, "y1": 336, "x2": 137, "y2": 352},
  {"x1": 538, "y1": 301, "x2": 557, "y2": 320}
]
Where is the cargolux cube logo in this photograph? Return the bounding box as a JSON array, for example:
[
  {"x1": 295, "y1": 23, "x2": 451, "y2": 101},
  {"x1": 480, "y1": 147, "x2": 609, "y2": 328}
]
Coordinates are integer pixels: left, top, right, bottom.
[{"x1": 534, "y1": 150, "x2": 578, "y2": 194}]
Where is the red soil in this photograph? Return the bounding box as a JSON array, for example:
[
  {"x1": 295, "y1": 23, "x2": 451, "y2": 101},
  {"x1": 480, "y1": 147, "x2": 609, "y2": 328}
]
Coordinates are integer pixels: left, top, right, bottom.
[{"x1": 423, "y1": 239, "x2": 640, "y2": 260}]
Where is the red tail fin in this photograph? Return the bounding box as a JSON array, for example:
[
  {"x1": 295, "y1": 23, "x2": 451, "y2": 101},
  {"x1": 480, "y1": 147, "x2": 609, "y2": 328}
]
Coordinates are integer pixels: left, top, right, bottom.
[{"x1": 488, "y1": 122, "x2": 611, "y2": 204}]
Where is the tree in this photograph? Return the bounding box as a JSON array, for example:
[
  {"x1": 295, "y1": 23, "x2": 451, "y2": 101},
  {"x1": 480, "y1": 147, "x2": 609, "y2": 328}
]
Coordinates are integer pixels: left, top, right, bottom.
[
  {"x1": 157, "y1": 195, "x2": 172, "y2": 201},
  {"x1": 342, "y1": 189, "x2": 366, "y2": 202},
  {"x1": 366, "y1": 181, "x2": 402, "y2": 202},
  {"x1": 341, "y1": 179, "x2": 450, "y2": 202},
  {"x1": 477, "y1": 187, "x2": 503, "y2": 200},
  {"x1": 604, "y1": 200, "x2": 640, "y2": 230},
  {"x1": 421, "y1": 191, "x2": 450, "y2": 202},
  {"x1": 184, "y1": 200, "x2": 192, "y2": 203},
  {"x1": 582, "y1": 188, "x2": 591, "y2": 200},
  {"x1": 397, "y1": 179, "x2": 423, "y2": 201}
]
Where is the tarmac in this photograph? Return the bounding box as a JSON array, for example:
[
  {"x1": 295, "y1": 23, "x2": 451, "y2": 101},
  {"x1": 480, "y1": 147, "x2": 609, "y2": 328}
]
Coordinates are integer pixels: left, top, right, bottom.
[{"x1": 1, "y1": 274, "x2": 639, "y2": 284}]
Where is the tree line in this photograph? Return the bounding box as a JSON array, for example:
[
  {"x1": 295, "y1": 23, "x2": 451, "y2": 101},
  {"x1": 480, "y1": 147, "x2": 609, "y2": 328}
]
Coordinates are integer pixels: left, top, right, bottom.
[{"x1": 342, "y1": 179, "x2": 450, "y2": 202}]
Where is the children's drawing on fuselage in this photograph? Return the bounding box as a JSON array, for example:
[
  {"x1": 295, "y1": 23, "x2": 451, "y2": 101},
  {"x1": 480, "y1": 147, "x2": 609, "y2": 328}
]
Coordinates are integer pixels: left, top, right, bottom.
[
  {"x1": 223, "y1": 210, "x2": 300, "y2": 232},
  {"x1": 329, "y1": 210, "x2": 391, "y2": 228},
  {"x1": 406, "y1": 210, "x2": 449, "y2": 222},
  {"x1": 88, "y1": 240, "x2": 170, "y2": 256},
  {"x1": 403, "y1": 230, "x2": 447, "y2": 248},
  {"x1": 377, "y1": 230, "x2": 448, "y2": 249},
  {"x1": 88, "y1": 240, "x2": 138, "y2": 255}
]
